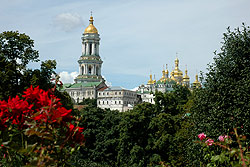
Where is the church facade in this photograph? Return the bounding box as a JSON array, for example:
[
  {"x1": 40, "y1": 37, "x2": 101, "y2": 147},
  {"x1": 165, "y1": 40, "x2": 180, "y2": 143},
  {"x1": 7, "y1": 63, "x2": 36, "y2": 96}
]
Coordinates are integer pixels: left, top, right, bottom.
[
  {"x1": 61, "y1": 14, "x2": 201, "y2": 106},
  {"x1": 61, "y1": 15, "x2": 107, "y2": 103},
  {"x1": 137, "y1": 58, "x2": 201, "y2": 104}
]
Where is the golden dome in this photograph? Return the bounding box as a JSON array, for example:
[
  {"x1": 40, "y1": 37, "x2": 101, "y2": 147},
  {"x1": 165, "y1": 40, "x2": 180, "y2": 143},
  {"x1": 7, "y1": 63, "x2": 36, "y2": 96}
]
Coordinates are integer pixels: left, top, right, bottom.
[
  {"x1": 170, "y1": 71, "x2": 177, "y2": 81},
  {"x1": 193, "y1": 74, "x2": 201, "y2": 88},
  {"x1": 165, "y1": 64, "x2": 169, "y2": 75},
  {"x1": 159, "y1": 70, "x2": 166, "y2": 82},
  {"x1": 148, "y1": 74, "x2": 154, "y2": 85},
  {"x1": 84, "y1": 16, "x2": 98, "y2": 34},
  {"x1": 183, "y1": 68, "x2": 190, "y2": 82},
  {"x1": 153, "y1": 74, "x2": 156, "y2": 84},
  {"x1": 172, "y1": 58, "x2": 183, "y2": 77}
]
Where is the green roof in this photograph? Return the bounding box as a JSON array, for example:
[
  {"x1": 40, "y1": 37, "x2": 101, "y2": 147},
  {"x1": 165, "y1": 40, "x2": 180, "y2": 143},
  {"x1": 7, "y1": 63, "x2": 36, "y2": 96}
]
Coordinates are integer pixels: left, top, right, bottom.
[
  {"x1": 69, "y1": 81, "x2": 102, "y2": 88},
  {"x1": 156, "y1": 79, "x2": 176, "y2": 85},
  {"x1": 59, "y1": 81, "x2": 102, "y2": 91},
  {"x1": 57, "y1": 83, "x2": 71, "y2": 91}
]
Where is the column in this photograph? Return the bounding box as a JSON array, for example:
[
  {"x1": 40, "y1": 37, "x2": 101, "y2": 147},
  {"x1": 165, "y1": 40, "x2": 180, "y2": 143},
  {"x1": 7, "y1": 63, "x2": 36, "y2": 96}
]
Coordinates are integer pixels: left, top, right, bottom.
[
  {"x1": 82, "y1": 43, "x2": 85, "y2": 55},
  {"x1": 85, "y1": 64, "x2": 88, "y2": 75},
  {"x1": 96, "y1": 44, "x2": 99, "y2": 55},
  {"x1": 96, "y1": 65, "x2": 99, "y2": 75},
  {"x1": 79, "y1": 65, "x2": 81, "y2": 75},
  {"x1": 93, "y1": 64, "x2": 96, "y2": 75},
  {"x1": 99, "y1": 65, "x2": 101, "y2": 75},
  {"x1": 92, "y1": 43, "x2": 95, "y2": 55},
  {"x1": 86, "y1": 43, "x2": 89, "y2": 55}
]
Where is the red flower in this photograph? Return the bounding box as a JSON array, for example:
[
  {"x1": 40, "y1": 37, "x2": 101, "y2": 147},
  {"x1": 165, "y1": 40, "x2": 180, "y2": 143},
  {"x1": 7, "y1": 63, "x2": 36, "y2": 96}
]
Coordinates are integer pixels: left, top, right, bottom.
[
  {"x1": 22, "y1": 85, "x2": 41, "y2": 102},
  {"x1": 50, "y1": 107, "x2": 72, "y2": 123},
  {"x1": 0, "y1": 96, "x2": 33, "y2": 129},
  {"x1": 198, "y1": 133, "x2": 206, "y2": 141},
  {"x1": 67, "y1": 123, "x2": 85, "y2": 145},
  {"x1": 205, "y1": 139, "x2": 214, "y2": 146},
  {"x1": 1, "y1": 85, "x2": 85, "y2": 147}
]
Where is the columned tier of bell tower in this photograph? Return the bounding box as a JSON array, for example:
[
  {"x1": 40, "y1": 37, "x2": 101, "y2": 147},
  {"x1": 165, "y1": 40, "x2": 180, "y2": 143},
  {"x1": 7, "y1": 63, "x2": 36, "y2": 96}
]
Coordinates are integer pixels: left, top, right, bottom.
[
  {"x1": 81, "y1": 33, "x2": 100, "y2": 56},
  {"x1": 75, "y1": 15, "x2": 104, "y2": 83}
]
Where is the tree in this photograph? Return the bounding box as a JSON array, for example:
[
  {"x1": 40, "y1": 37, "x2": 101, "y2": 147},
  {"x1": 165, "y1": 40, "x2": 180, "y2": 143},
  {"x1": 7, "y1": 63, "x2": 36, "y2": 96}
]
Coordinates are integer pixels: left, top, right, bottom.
[
  {"x1": 0, "y1": 85, "x2": 84, "y2": 166},
  {"x1": 190, "y1": 24, "x2": 250, "y2": 166},
  {"x1": 0, "y1": 31, "x2": 39, "y2": 100},
  {"x1": 192, "y1": 24, "x2": 250, "y2": 136},
  {"x1": 0, "y1": 31, "x2": 73, "y2": 110},
  {"x1": 117, "y1": 85, "x2": 191, "y2": 166},
  {"x1": 71, "y1": 106, "x2": 121, "y2": 166}
]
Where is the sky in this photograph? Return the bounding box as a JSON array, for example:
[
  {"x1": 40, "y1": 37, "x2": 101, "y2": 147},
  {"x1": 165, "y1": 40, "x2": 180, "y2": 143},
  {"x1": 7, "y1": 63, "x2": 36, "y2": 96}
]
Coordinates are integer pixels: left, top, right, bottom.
[{"x1": 0, "y1": 0, "x2": 249, "y2": 89}]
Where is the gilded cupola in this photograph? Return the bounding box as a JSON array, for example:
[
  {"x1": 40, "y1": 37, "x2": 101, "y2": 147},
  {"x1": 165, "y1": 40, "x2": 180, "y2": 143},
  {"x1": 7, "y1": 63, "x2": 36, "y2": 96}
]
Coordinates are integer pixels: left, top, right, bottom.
[
  {"x1": 193, "y1": 74, "x2": 201, "y2": 88},
  {"x1": 172, "y1": 58, "x2": 183, "y2": 77},
  {"x1": 165, "y1": 64, "x2": 169, "y2": 78},
  {"x1": 153, "y1": 74, "x2": 156, "y2": 84},
  {"x1": 148, "y1": 74, "x2": 154, "y2": 85},
  {"x1": 183, "y1": 68, "x2": 190, "y2": 82},
  {"x1": 159, "y1": 69, "x2": 166, "y2": 82},
  {"x1": 84, "y1": 16, "x2": 98, "y2": 34}
]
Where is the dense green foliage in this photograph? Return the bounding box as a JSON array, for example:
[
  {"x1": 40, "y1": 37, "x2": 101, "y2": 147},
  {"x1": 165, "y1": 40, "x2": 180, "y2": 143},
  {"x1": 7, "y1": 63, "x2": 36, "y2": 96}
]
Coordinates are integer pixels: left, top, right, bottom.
[
  {"x1": 192, "y1": 24, "x2": 250, "y2": 137},
  {"x1": 70, "y1": 85, "x2": 192, "y2": 166},
  {"x1": 0, "y1": 31, "x2": 73, "y2": 109},
  {"x1": 78, "y1": 98, "x2": 97, "y2": 107},
  {"x1": 1, "y1": 24, "x2": 250, "y2": 166},
  {"x1": 189, "y1": 24, "x2": 250, "y2": 166},
  {"x1": 70, "y1": 24, "x2": 250, "y2": 166}
]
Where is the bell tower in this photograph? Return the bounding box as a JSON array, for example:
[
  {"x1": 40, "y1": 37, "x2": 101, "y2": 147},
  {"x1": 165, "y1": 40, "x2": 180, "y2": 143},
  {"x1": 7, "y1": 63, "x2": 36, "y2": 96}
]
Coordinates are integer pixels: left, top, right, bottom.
[{"x1": 75, "y1": 15, "x2": 104, "y2": 83}]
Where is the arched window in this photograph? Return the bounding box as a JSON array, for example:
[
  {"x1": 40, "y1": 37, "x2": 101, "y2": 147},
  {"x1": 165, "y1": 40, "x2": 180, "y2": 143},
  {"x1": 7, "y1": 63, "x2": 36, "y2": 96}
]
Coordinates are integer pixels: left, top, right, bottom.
[
  {"x1": 89, "y1": 43, "x2": 92, "y2": 55},
  {"x1": 88, "y1": 66, "x2": 92, "y2": 75},
  {"x1": 81, "y1": 66, "x2": 84, "y2": 75}
]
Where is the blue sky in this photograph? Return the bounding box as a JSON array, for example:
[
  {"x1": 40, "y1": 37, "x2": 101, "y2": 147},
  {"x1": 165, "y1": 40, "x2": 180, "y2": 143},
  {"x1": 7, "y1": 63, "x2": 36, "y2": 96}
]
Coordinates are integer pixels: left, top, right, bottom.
[{"x1": 1, "y1": 0, "x2": 249, "y2": 89}]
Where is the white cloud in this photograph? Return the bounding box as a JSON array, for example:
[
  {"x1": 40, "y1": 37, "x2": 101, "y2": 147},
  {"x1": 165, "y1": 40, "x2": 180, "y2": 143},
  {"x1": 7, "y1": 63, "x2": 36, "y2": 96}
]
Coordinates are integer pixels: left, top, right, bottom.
[
  {"x1": 59, "y1": 71, "x2": 78, "y2": 83},
  {"x1": 54, "y1": 12, "x2": 84, "y2": 32}
]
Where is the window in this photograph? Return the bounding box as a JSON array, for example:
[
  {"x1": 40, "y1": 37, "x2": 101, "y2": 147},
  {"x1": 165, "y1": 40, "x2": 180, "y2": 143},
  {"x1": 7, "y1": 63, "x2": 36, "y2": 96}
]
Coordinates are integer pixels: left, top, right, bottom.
[
  {"x1": 81, "y1": 66, "x2": 84, "y2": 75},
  {"x1": 99, "y1": 101, "x2": 101, "y2": 104},
  {"x1": 99, "y1": 92, "x2": 101, "y2": 96},
  {"x1": 115, "y1": 101, "x2": 117, "y2": 104},
  {"x1": 107, "y1": 101, "x2": 109, "y2": 104},
  {"x1": 103, "y1": 92, "x2": 105, "y2": 95},
  {"x1": 84, "y1": 44, "x2": 86, "y2": 54},
  {"x1": 88, "y1": 66, "x2": 92, "y2": 75},
  {"x1": 89, "y1": 43, "x2": 92, "y2": 55},
  {"x1": 119, "y1": 101, "x2": 121, "y2": 104},
  {"x1": 107, "y1": 92, "x2": 109, "y2": 95},
  {"x1": 103, "y1": 101, "x2": 104, "y2": 104},
  {"x1": 119, "y1": 92, "x2": 121, "y2": 95},
  {"x1": 115, "y1": 92, "x2": 117, "y2": 95}
]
